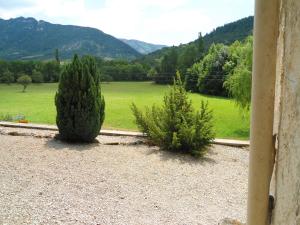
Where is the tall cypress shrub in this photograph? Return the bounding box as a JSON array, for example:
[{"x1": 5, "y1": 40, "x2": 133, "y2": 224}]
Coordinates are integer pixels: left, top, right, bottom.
[{"x1": 55, "y1": 55, "x2": 105, "y2": 142}]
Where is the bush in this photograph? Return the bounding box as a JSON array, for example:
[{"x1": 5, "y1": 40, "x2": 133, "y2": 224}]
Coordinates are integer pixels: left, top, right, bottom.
[
  {"x1": 55, "y1": 55, "x2": 105, "y2": 142},
  {"x1": 17, "y1": 74, "x2": 32, "y2": 92},
  {"x1": 131, "y1": 72, "x2": 215, "y2": 157}
]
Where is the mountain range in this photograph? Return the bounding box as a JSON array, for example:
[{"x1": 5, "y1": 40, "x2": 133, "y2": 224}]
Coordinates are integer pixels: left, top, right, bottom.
[
  {"x1": 0, "y1": 17, "x2": 142, "y2": 60},
  {"x1": 120, "y1": 39, "x2": 167, "y2": 55},
  {"x1": 0, "y1": 16, "x2": 253, "y2": 61}
]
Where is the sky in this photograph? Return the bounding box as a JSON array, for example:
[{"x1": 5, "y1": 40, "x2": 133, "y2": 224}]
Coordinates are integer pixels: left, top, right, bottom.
[{"x1": 0, "y1": 0, "x2": 254, "y2": 46}]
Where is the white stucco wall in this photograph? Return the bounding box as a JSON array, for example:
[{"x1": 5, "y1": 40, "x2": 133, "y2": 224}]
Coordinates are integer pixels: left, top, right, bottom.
[{"x1": 272, "y1": 0, "x2": 300, "y2": 224}]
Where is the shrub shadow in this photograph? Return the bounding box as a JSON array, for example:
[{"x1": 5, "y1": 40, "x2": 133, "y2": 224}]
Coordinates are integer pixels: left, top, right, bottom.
[
  {"x1": 45, "y1": 136, "x2": 99, "y2": 151},
  {"x1": 144, "y1": 146, "x2": 216, "y2": 165}
]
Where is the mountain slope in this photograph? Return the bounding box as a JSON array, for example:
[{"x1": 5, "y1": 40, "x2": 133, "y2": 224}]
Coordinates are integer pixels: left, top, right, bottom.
[
  {"x1": 137, "y1": 16, "x2": 254, "y2": 65},
  {"x1": 120, "y1": 39, "x2": 167, "y2": 54},
  {"x1": 0, "y1": 17, "x2": 141, "y2": 60}
]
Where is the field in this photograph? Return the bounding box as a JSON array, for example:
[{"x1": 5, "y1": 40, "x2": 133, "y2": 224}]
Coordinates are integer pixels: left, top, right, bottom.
[{"x1": 0, "y1": 82, "x2": 249, "y2": 139}]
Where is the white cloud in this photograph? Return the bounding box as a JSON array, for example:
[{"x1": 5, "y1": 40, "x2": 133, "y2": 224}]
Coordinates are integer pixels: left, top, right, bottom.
[{"x1": 0, "y1": 0, "x2": 254, "y2": 45}]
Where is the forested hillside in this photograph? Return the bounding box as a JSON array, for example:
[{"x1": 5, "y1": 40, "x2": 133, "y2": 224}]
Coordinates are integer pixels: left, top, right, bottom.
[{"x1": 137, "y1": 16, "x2": 253, "y2": 66}]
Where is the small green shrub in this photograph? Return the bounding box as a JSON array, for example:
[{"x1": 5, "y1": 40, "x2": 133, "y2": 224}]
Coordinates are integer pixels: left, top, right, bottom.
[
  {"x1": 0, "y1": 113, "x2": 13, "y2": 121},
  {"x1": 55, "y1": 55, "x2": 105, "y2": 142},
  {"x1": 0, "y1": 113, "x2": 26, "y2": 122},
  {"x1": 17, "y1": 74, "x2": 32, "y2": 92},
  {"x1": 131, "y1": 72, "x2": 215, "y2": 157}
]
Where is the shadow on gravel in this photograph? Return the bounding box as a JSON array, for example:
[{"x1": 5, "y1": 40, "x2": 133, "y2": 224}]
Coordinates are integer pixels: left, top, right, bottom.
[
  {"x1": 144, "y1": 147, "x2": 216, "y2": 165},
  {"x1": 44, "y1": 135, "x2": 216, "y2": 165},
  {"x1": 45, "y1": 138, "x2": 99, "y2": 151}
]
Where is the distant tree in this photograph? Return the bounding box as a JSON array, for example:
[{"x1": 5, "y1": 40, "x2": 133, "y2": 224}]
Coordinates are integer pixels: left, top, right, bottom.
[
  {"x1": 128, "y1": 63, "x2": 147, "y2": 80},
  {"x1": 147, "y1": 67, "x2": 158, "y2": 79},
  {"x1": 0, "y1": 70, "x2": 14, "y2": 84},
  {"x1": 31, "y1": 69, "x2": 44, "y2": 83},
  {"x1": 17, "y1": 75, "x2": 32, "y2": 92},
  {"x1": 178, "y1": 45, "x2": 197, "y2": 76},
  {"x1": 100, "y1": 73, "x2": 113, "y2": 83},
  {"x1": 42, "y1": 61, "x2": 61, "y2": 82},
  {"x1": 156, "y1": 47, "x2": 178, "y2": 84},
  {"x1": 197, "y1": 32, "x2": 205, "y2": 59},
  {"x1": 224, "y1": 36, "x2": 253, "y2": 110},
  {"x1": 0, "y1": 60, "x2": 9, "y2": 78},
  {"x1": 185, "y1": 65, "x2": 200, "y2": 92},
  {"x1": 197, "y1": 43, "x2": 230, "y2": 96},
  {"x1": 8, "y1": 61, "x2": 35, "y2": 81},
  {"x1": 223, "y1": 40, "x2": 243, "y2": 75},
  {"x1": 55, "y1": 49, "x2": 60, "y2": 64}
]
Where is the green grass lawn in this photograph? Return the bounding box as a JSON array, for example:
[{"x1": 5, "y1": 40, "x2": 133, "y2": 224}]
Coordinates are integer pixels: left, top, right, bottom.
[{"x1": 0, "y1": 82, "x2": 249, "y2": 139}]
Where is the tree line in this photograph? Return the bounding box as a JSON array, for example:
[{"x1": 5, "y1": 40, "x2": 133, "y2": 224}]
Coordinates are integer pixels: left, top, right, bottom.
[
  {"x1": 0, "y1": 57, "x2": 150, "y2": 84},
  {"x1": 0, "y1": 60, "x2": 61, "y2": 84},
  {"x1": 95, "y1": 58, "x2": 149, "y2": 81}
]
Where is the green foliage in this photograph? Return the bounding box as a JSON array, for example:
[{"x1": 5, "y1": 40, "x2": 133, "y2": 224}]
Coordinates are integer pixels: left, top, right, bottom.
[
  {"x1": 197, "y1": 43, "x2": 230, "y2": 96},
  {"x1": 178, "y1": 44, "x2": 197, "y2": 75},
  {"x1": 224, "y1": 36, "x2": 253, "y2": 110},
  {"x1": 0, "y1": 70, "x2": 14, "y2": 84},
  {"x1": 147, "y1": 67, "x2": 158, "y2": 79},
  {"x1": 100, "y1": 74, "x2": 113, "y2": 83},
  {"x1": 55, "y1": 55, "x2": 105, "y2": 142},
  {"x1": 17, "y1": 74, "x2": 32, "y2": 92},
  {"x1": 31, "y1": 69, "x2": 44, "y2": 83},
  {"x1": 131, "y1": 72, "x2": 215, "y2": 157},
  {"x1": 185, "y1": 65, "x2": 200, "y2": 92},
  {"x1": 0, "y1": 59, "x2": 61, "y2": 83},
  {"x1": 42, "y1": 61, "x2": 60, "y2": 82},
  {"x1": 0, "y1": 57, "x2": 150, "y2": 83},
  {"x1": 196, "y1": 32, "x2": 205, "y2": 60},
  {"x1": 95, "y1": 58, "x2": 148, "y2": 81},
  {"x1": 155, "y1": 48, "x2": 178, "y2": 84}
]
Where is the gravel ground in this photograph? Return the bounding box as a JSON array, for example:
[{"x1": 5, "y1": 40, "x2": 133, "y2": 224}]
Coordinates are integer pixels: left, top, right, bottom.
[{"x1": 0, "y1": 127, "x2": 249, "y2": 225}]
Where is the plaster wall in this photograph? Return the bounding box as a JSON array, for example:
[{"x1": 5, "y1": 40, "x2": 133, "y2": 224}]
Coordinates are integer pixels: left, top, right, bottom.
[{"x1": 272, "y1": 0, "x2": 300, "y2": 224}]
